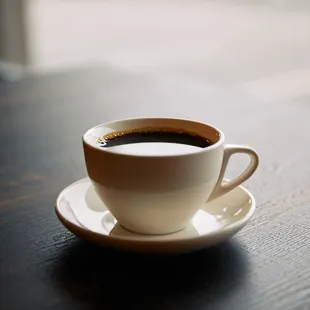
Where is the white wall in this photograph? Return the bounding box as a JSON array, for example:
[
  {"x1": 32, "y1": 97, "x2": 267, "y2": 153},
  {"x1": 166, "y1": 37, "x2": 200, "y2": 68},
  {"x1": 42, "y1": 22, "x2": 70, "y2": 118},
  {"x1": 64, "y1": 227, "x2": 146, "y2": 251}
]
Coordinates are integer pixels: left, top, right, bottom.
[
  {"x1": 1, "y1": 0, "x2": 310, "y2": 95},
  {"x1": 26, "y1": 0, "x2": 310, "y2": 86}
]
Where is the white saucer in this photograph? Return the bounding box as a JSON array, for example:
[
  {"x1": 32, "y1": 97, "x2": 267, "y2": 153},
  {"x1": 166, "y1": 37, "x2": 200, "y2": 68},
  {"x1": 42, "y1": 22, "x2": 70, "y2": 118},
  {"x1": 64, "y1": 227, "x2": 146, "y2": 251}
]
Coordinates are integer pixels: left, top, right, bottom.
[{"x1": 55, "y1": 177, "x2": 255, "y2": 254}]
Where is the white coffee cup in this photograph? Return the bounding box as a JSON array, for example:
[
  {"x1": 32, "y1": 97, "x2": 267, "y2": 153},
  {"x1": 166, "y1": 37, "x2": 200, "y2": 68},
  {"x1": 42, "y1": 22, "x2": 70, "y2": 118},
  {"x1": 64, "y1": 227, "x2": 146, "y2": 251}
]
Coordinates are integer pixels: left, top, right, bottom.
[{"x1": 83, "y1": 118, "x2": 259, "y2": 235}]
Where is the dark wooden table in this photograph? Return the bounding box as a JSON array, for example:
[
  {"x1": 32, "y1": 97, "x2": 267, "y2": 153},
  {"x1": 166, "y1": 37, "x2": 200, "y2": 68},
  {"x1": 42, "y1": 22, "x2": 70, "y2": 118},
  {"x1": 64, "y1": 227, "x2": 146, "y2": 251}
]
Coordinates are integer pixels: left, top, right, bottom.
[{"x1": 1, "y1": 68, "x2": 310, "y2": 310}]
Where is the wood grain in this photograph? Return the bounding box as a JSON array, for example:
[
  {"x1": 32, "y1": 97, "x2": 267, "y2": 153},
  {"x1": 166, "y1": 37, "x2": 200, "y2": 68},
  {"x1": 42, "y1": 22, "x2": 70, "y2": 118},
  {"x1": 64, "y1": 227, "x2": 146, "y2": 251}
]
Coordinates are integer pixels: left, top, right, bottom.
[{"x1": 0, "y1": 68, "x2": 310, "y2": 310}]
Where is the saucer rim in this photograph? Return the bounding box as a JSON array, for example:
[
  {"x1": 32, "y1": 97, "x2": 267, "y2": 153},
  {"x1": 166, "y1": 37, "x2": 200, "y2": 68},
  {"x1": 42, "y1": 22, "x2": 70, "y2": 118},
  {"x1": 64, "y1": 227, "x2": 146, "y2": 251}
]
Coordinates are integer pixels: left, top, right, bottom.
[{"x1": 55, "y1": 177, "x2": 255, "y2": 245}]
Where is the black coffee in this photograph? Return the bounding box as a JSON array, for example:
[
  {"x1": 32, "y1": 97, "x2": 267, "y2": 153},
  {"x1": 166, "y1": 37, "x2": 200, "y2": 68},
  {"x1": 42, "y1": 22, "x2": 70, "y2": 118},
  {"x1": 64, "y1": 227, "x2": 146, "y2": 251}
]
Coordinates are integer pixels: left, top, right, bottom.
[{"x1": 97, "y1": 127, "x2": 212, "y2": 148}]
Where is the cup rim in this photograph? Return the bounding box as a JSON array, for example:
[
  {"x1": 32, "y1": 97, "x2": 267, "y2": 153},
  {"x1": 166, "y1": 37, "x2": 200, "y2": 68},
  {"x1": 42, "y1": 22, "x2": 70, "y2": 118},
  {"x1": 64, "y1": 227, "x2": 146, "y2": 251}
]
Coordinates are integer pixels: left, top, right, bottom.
[{"x1": 82, "y1": 117, "x2": 225, "y2": 158}]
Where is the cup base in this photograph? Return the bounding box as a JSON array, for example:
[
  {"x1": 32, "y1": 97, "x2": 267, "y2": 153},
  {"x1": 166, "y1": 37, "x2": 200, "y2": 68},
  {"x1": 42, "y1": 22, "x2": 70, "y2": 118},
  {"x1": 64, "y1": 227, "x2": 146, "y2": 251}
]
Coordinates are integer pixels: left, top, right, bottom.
[{"x1": 119, "y1": 223, "x2": 189, "y2": 236}]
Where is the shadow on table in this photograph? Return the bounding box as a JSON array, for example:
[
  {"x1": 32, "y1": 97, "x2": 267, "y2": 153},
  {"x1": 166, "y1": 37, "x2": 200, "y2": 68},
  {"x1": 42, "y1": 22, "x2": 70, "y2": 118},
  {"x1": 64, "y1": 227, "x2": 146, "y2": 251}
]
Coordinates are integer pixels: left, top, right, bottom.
[{"x1": 50, "y1": 240, "x2": 248, "y2": 309}]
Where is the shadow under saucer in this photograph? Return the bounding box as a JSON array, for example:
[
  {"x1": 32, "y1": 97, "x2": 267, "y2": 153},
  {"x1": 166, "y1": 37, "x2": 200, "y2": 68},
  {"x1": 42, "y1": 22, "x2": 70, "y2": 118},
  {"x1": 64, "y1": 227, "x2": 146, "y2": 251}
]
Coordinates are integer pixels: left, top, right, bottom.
[{"x1": 49, "y1": 239, "x2": 248, "y2": 310}]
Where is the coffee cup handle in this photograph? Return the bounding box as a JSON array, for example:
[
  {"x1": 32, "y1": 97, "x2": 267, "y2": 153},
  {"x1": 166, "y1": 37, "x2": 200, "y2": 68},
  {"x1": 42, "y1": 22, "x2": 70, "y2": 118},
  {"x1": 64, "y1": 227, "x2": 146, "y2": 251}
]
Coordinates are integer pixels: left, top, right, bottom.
[{"x1": 208, "y1": 144, "x2": 259, "y2": 201}]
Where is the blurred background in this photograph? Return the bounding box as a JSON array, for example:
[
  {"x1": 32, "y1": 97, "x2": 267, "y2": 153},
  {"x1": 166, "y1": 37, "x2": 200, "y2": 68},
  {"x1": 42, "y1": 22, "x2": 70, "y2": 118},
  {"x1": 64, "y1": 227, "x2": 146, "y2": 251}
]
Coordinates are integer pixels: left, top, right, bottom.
[{"x1": 0, "y1": 0, "x2": 309, "y2": 101}]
